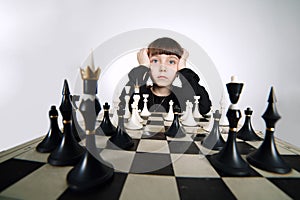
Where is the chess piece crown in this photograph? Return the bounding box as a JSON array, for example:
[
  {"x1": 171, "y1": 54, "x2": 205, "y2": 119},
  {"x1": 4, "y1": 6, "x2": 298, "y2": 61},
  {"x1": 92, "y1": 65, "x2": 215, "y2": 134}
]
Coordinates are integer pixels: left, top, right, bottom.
[
  {"x1": 80, "y1": 66, "x2": 101, "y2": 80},
  {"x1": 80, "y1": 50, "x2": 101, "y2": 80}
]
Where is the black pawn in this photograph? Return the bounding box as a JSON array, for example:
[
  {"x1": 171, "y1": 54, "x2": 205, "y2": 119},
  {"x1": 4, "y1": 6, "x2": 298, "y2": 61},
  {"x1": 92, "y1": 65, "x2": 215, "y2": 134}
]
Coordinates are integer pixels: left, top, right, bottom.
[
  {"x1": 237, "y1": 107, "x2": 262, "y2": 141},
  {"x1": 97, "y1": 102, "x2": 117, "y2": 136},
  {"x1": 109, "y1": 105, "x2": 134, "y2": 149},
  {"x1": 48, "y1": 80, "x2": 85, "y2": 166},
  {"x1": 202, "y1": 110, "x2": 225, "y2": 150},
  {"x1": 165, "y1": 105, "x2": 186, "y2": 138},
  {"x1": 67, "y1": 133, "x2": 114, "y2": 191},
  {"x1": 247, "y1": 87, "x2": 291, "y2": 174},
  {"x1": 36, "y1": 105, "x2": 62, "y2": 153}
]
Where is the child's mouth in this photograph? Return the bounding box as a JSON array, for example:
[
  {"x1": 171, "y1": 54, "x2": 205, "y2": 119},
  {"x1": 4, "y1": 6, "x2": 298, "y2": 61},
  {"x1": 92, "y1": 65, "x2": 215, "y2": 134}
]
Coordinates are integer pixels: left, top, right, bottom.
[{"x1": 158, "y1": 76, "x2": 167, "y2": 79}]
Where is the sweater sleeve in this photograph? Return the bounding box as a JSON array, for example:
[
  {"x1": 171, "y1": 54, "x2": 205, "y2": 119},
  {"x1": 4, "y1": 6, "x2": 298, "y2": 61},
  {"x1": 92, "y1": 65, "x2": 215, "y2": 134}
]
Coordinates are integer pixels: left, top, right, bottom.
[
  {"x1": 127, "y1": 65, "x2": 150, "y2": 86},
  {"x1": 177, "y1": 68, "x2": 212, "y2": 115}
]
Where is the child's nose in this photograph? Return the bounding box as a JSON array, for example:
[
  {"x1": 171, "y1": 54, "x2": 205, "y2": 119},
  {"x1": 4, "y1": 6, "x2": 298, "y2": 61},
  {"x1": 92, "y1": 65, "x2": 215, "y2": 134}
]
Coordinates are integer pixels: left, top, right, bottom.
[{"x1": 159, "y1": 64, "x2": 167, "y2": 72}]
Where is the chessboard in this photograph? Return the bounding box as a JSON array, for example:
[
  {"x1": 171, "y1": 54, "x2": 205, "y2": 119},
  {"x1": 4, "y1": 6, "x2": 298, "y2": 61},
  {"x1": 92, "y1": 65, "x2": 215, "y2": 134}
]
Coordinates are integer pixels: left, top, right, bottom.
[{"x1": 0, "y1": 112, "x2": 300, "y2": 200}]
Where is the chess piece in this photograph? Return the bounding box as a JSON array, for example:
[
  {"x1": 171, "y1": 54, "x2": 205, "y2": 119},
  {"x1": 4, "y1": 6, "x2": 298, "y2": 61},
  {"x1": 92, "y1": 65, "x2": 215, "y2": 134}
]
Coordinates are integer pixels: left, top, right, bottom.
[
  {"x1": 247, "y1": 87, "x2": 291, "y2": 174},
  {"x1": 48, "y1": 80, "x2": 85, "y2": 166},
  {"x1": 140, "y1": 94, "x2": 151, "y2": 117},
  {"x1": 124, "y1": 102, "x2": 143, "y2": 130},
  {"x1": 109, "y1": 105, "x2": 134, "y2": 150},
  {"x1": 133, "y1": 83, "x2": 141, "y2": 112},
  {"x1": 193, "y1": 96, "x2": 201, "y2": 118},
  {"x1": 210, "y1": 76, "x2": 251, "y2": 176},
  {"x1": 165, "y1": 105, "x2": 186, "y2": 138},
  {"x1": 164, "y1": 100, "x2": 174, "y2": 121},
  {"x1": 182, "y1": 101, "x2": 198, "y2": 126},
  {"x1": 36, "y1": 105, "x2": 62, "y2": 153},
  {"x1": 237, "y1": 107, "x2": 262, "y2": 141},
  {"x1": 67, "y1": 57, "x2": 114, "y2": 191},
  {"x1": 219, "y1": 92, "x2": 229, "y2": 126},
  {"x1": 202, "y1": 110, "x2": 225, "y2": 150},
  {"x1": 97, "y1": 102, "x2": 117, "y2": 136},
  {"x1": 133, "y1": 94, "x2": 143, "y2": 123},
  {"x1": 111, "y1": 98, "x2": 120, "y2": 127},
  {"x1": 180, "y1": 100, "x2": 190, "y2": 121},
  {"x1": 124, "y1": 86, "x2": 131, "y2": 119}
]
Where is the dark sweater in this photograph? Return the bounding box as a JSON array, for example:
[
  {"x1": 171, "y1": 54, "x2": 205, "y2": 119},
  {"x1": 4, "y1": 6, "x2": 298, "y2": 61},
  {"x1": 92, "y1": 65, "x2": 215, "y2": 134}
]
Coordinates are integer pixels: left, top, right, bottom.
[{"x1": 119, "y1": 65, "x2": 212, "y2": 116}]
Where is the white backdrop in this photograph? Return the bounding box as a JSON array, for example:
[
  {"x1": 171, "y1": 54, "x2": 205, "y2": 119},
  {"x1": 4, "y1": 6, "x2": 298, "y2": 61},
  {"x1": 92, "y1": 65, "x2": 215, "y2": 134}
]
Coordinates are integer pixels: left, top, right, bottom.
[{"x1": 0, "y1": 0, "x2": 300, "y2": 151}]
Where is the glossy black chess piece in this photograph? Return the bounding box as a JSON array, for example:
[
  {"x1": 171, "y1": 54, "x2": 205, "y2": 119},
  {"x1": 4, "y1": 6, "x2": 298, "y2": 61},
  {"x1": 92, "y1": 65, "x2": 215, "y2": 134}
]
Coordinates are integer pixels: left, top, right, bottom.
[
  {"x1": 202, "y1": 110, "x2": 225, "y2": 150},
  {"x1": 97, "y1": 102, "x2": 117, "y2": 136},
  {"x1": 210, "y1": 78, "x2": 251, "y2": 176},
  {"x1": 36, "y1": 105, "x2": 62, "y2": 153},
  {"x1": 48, "y1": 80, "x2": 85, "y2": 166},
  {"x1": 247, "y1": 87, "x2": 291, "y2": 174},
  {"x1": 67, "y1": 97, "x2": 114, "y2": 191},
  {"x1": 165, "y1": 105, "x2": 186, "y2": 138},
  {"x1": 67, "y1": 63, "x2": 114, "y2": 191},
  {"x1": 108, "y1": 105, "x2": 134, "y2": 149},
  {"x1": 237, "y1": 107, "x2": 262, "y2": 141}
]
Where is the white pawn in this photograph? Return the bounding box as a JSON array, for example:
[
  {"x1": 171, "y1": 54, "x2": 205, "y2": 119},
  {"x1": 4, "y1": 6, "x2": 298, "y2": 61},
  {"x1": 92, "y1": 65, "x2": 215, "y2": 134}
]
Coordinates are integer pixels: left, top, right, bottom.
[
  {"x1": 182, "y1": 101, "x2": 198, "y2": 126},
  {"x1": 164, "y1": 100, "x2": 174, "y2": 121},
  {"x1": 124, "y1": 86, "x2": 131, "y2": 119},
  {"x1": 181, "y1": 100, "x2": 190, "y2": 121},
  {"x1": 193, "y1": 96, "x2": 201, "y2": 118},
  {"x1": 125, "y1": 103, "x2": 143, "y2": 130},
  {"x1": 133, "y1": 94, "x2": 143, "y2": 123},
  {"x1": 141, "y1": 94, "x2": 151, "y2": 117}
]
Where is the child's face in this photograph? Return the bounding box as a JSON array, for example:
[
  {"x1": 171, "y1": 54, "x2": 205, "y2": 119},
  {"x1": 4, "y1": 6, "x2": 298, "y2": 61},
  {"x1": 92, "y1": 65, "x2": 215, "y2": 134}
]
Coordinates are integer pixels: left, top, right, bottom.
[{"x1": 149, "y1": 54, "x2": 179, "y2": 87}]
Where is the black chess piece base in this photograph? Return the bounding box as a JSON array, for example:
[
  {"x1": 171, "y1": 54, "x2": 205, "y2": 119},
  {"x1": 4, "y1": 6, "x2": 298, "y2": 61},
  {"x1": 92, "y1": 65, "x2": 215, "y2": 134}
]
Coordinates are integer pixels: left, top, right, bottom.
[
  {"x1": 165, "y1": 126, "x2": 186, "y2": 138},
  {"x1": 237, "y1": 108, "x2": 262, "y2": 141},
  {"x1": 67, "y1": 151, "x2": 114, "y2": 191},
  {"x1": 202, "y1": 136, "x2": 225, "y2": 151},
  {"x1": 48, "y1": 125, "x2": 85, "y2": 166},
  {"x1": 36, "y1": 106, "x2": 62, "y2": 153},
  {"x1": 247, "y1": 130, "x2": 291, "y2": 174},
  {"x1": 165, "y1": 106, "x2": 186, "y2": 138},
  {"x1": 108, "y1": 115, "x2": 134, "y2": 150},
  {"x1": 202, "y1": 110, "x2": 225, "y2": 150},
  {"x1": 210, "y1": 130, "x2": 251, "y2": 176}
]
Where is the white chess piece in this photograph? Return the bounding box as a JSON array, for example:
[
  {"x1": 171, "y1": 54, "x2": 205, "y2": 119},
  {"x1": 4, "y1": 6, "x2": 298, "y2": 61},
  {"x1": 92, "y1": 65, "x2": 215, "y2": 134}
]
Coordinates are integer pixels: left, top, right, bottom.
[
  {"x1": 141, "y1": 94, "x2": 151, "y2": 117},
  {"x1": 219, "y1": 91, "x2": 228, "y2": 126},
  {"x1": 181, "y1": 100, "x2": 190, "y2": 121},
  {"x1": 133, "y1": 94, "x2": 143, "y2": 123},
  {"x1": 181, "y1": 101, "x2": 198, "y2": 126},
  {"x1": 146, "y1": 77, "x2": 153, "y2": 86},
  {"x1": 125, "y1": 103, "x2": 143, "y2": 130},
  {"x1": 164, "y1": 100, "x2": 174, "y2": 121},
  {"x1": 124, "y1": 86, "x2": 131, "y2": 119},
  {"x1": 193, "y1": 96, "x2": 201, "y2": 118},
  {"x1": 111, "y1": 98, "x2": 120, "y2": 127}
]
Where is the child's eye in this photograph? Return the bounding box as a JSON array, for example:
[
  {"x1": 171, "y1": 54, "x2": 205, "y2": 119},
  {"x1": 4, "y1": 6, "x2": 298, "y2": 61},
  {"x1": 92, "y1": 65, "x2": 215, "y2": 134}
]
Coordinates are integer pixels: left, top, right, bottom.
[
  {"x1": 169, "y1": 60, "x2": 176, "y2": 65},
  {"x1": 151, "y1": 59, "x2": 158, "y2": 63}
]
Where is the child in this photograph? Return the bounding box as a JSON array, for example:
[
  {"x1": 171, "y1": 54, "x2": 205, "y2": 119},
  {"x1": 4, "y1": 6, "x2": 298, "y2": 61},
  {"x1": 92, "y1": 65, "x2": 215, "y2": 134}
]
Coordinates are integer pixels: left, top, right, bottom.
[{"x1": 119, "y1": 37, "x2": 211, "y2": 116}]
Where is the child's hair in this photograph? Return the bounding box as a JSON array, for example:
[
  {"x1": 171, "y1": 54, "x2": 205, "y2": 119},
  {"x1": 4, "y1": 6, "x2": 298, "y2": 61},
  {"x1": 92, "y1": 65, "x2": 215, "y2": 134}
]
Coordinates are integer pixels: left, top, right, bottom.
[{"x1": 147, "y1": 37, "x2": 183, "y2": 59}]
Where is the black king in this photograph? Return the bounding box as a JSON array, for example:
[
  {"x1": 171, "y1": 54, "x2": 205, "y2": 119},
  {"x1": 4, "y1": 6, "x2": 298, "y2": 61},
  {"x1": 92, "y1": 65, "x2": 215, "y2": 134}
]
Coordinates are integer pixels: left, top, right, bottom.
[{"x1": 66, "y1": 51, "x2": 114, "y2": 191}]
